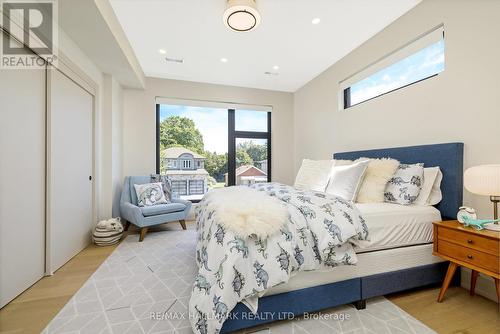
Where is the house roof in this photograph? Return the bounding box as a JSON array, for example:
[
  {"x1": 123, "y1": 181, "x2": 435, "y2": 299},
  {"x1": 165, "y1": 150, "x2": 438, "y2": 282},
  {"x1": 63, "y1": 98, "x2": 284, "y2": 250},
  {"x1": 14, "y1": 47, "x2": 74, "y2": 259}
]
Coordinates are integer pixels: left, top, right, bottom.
[
  {"x1": 232, "y1": 165, "x2": 267, "y2": 177},
  {"x1": 164, "y1": 147, "x2": 205, "y2": 159}
]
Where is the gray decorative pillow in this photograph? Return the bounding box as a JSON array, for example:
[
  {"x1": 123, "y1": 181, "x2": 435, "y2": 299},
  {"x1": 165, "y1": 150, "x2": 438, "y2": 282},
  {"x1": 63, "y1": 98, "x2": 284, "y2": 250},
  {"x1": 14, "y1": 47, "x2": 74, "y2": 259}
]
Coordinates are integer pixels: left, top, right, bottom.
[
  {"x1": 150, "y1": 174, "x2": 172, "y2": 203},
  {"x1": 384, "y1": 163, "x2": 424, "y2": 205},
  {"x1": 134, "y1": 182, "x2": 168, "y2": 207}
]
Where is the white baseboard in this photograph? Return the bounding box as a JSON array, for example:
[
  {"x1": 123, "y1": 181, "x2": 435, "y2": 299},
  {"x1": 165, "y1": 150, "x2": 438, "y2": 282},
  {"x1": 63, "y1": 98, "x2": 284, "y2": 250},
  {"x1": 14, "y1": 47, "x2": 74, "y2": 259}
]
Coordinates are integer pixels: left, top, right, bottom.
[{"x1": 461, "y1": 267, "x2": 498, "y2": 303}]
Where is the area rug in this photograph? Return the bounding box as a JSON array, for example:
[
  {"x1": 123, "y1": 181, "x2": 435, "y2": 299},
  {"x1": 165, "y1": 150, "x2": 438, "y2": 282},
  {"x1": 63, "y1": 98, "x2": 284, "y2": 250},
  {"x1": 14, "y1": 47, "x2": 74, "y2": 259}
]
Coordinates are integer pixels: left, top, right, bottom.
[{"x1": 42, "y1": 225, "x2": 436, "y2": 334}]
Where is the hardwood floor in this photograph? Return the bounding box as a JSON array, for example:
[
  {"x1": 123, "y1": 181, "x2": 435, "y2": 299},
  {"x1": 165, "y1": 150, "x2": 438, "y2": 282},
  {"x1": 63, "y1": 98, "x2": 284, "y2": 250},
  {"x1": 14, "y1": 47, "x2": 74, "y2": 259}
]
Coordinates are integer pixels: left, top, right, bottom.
[
  {"x1": 388, "y1": 286, "x2": 500, "y2": 334},
  {"x1": 1, "y1": 225, "x2": 498, "y2": 334},
  {"x1": 0, "y1": 243, "x2": 118, "y2": 334}
]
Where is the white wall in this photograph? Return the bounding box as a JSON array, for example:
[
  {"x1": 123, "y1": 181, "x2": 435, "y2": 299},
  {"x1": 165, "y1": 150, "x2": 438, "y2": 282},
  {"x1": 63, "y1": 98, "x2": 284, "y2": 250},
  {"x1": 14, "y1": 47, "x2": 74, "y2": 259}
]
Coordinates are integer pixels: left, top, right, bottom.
[
  {"x1": 293, "y1": 0, "x2": 500, "y2": 301},
  {"x1": 294, "y1": 0, "x2": 500, "y2": 219},
  {"x1": 123, "y1": 77, "x2": 294, "y2": 185},
  {"x1": 101, "y1": 75, "x2": 124, "y2": 218},
  {"x1": 111, "y1": 79, "x2": 124, "y2": 217}
]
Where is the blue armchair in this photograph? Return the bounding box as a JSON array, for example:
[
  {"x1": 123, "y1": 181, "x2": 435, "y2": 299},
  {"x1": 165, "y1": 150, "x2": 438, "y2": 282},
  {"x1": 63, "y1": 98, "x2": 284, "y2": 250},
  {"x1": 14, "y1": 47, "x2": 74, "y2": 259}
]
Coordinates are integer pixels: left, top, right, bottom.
[{"x1": 120, "y1": 176, "x2": 192, "y2": 241}]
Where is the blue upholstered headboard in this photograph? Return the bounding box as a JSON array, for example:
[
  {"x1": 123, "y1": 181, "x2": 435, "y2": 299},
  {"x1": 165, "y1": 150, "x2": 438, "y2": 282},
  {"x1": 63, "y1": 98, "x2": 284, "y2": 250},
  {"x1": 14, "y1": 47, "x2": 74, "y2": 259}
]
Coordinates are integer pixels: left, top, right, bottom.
[{"x1": 333, "y1": 143, "x2": 464, "y2": 219}]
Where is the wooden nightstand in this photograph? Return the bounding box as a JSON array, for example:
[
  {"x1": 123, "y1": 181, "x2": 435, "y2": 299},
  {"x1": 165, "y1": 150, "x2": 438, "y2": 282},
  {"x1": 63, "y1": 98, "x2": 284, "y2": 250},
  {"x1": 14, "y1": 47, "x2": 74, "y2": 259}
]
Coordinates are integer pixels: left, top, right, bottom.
[{"x1": 433, "y1": 220, "x2": 500, "y2": 302}]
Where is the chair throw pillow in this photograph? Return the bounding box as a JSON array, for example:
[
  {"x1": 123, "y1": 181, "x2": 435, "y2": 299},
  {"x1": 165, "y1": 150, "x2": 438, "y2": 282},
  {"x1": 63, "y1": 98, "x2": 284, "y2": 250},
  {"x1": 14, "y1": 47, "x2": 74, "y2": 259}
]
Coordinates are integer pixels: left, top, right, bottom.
[
  {"x1": 150, "y1": 174, "x2": 172, "y2": 203},
  {"x1": 134, "y1": 182, "x2": 168, "y2": 207},
  {"x1": 384, "y1": 163, "x2": 425, "y2": 205}
]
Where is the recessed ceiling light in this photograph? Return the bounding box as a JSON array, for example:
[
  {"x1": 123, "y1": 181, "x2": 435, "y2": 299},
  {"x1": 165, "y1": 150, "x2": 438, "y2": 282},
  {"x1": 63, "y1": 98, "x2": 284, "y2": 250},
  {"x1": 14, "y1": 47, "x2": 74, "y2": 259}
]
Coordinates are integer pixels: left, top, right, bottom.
[
  {"x1": 165, "y1": 57, "x2": 183, "y2": 63},
  {"x1": 220, "y1": 58, "x2": 228, "y2": 63},
  {"x1": 273, "y1": 65, "x2": 279, "y2": 71},
  {"x1": 223, "y1": 0, "x2": 261, "y2": 32},
  {"x1": 312, "y1": 18, "x2": 321, "y2": 25},
  {"x1": 158, "y1": 49, "x2": 166, "y2": 54}
]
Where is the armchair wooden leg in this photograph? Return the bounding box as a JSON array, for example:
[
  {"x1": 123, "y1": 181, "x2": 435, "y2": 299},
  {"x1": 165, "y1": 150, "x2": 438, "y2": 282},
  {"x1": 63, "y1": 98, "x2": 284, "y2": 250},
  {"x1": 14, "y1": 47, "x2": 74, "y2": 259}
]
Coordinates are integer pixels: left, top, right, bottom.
[
  {"x1": 179, "y1": 219, "x2": 186, "y2": 230},
  {"x1": 124, "y1": 221, "x2": 131, "y2": 231},
  {"x1": 139, "y1": 227, "x2": 148, "y2": 242}
]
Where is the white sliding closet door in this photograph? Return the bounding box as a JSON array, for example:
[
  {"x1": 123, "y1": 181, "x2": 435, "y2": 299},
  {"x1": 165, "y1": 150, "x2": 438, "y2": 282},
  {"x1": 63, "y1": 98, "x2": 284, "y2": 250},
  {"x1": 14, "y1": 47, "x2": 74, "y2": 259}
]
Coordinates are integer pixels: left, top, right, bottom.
[
  {"x1": 47, "y1": 69, "x2": 94, "y2": 273},
  {"x1": 0, "y1": 45, "x2": 46, "y2": 307}
]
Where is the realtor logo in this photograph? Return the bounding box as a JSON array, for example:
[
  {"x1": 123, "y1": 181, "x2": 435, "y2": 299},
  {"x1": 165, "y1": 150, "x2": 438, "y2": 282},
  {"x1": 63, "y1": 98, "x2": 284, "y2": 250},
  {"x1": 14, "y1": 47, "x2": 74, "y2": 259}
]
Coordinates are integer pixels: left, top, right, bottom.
[{"x1": 1, "y1": 0, "x2": 58, "y2": 68}]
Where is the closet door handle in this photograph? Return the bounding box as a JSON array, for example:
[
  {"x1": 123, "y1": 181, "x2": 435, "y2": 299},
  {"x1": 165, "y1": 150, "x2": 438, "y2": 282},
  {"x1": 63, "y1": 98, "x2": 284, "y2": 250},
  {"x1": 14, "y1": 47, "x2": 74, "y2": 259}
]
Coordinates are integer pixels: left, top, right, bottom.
[{"x1": 89, "y1": 176, "x2": 92, "y2": 181}]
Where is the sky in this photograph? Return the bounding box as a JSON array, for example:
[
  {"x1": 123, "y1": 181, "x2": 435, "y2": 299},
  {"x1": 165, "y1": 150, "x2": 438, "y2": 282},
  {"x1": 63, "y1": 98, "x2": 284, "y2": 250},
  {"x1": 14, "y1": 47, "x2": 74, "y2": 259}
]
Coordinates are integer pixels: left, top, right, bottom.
[
  {"x1": 160, "y1": 105, "x2": 268, "y2": 153},
  {"x1": 350, "y1": 39, "x2": 445, "y2": 105}
]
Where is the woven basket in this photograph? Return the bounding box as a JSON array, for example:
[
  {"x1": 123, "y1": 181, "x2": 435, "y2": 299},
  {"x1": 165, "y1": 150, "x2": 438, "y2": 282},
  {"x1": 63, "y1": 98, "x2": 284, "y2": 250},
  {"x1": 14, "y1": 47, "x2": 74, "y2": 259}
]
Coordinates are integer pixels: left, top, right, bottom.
[{"x1": 93, "y1": 218, "x2": 124, "y2": 246}]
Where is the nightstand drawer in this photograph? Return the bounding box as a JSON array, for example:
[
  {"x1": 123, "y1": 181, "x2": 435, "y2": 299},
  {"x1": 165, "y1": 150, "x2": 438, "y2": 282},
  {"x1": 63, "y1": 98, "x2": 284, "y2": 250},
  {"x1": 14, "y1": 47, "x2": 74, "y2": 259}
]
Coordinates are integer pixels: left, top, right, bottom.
[
  {"x1": 438, "y1": 240, "x2": 500, "y2": 274},
  {"x1": 437, "y1": 226, "x2": 499, "y2": 256}
]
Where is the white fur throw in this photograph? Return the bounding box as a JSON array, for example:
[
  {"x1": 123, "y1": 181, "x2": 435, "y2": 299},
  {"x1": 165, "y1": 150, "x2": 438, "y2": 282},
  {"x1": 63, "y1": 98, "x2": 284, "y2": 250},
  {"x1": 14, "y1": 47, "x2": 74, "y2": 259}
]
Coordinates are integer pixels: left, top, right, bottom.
[
  {"x1": 204, "y1": 186, "x2": 288, "y2": 239},
  {"x1": 356, "y1": 158, "x2": 400, "y2": 203}
]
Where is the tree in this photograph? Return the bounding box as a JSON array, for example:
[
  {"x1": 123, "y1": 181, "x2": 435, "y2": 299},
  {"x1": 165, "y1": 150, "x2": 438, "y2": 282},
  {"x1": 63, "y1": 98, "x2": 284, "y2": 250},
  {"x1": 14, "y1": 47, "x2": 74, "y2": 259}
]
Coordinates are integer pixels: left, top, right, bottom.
[
  {"x1": 204, "y1": 151, "x2": 227, "y2": 181},
  {"x1": 236, "y1": 149, "x2": 252, "y2": 167},
  {"x1": 160, "y1": 116, "x2": 204, "y2": 154},
  {"x1": 237, "y1": 141, "x2": 267, "y2": 162}
]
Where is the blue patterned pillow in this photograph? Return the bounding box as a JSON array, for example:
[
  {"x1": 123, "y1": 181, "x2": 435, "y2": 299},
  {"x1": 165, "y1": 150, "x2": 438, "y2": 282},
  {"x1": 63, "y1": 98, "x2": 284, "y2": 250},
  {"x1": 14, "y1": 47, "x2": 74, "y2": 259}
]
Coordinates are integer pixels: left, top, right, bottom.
[{"x1": 384, "y1": 163, "x2": 424, "y2": 205}]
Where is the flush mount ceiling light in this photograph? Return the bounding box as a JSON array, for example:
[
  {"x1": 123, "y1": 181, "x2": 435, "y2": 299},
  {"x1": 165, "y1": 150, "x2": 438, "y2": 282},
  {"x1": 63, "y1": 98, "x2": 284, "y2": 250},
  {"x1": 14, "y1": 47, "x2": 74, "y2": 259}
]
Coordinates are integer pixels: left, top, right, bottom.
[
  {"x1": 312, "y1": 17, "x2": 321, "y2": 25},
  {"x1": 223, "y1": 0, "x2": 261, "y2": 32}
]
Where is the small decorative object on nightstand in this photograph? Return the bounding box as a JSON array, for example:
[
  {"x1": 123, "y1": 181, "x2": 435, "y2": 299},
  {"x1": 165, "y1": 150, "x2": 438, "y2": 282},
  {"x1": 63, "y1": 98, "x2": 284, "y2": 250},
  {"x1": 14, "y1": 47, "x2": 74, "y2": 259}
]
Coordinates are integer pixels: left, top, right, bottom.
[
  {"x1": 457, "y1": 206, "x2": 477, "y2": 223},
  {"x1": 433, "y1": 220, "x2": 499, "y2": 302},
  {"x1": 464, "y1": 164, "x2": 500, "y2": 231}
]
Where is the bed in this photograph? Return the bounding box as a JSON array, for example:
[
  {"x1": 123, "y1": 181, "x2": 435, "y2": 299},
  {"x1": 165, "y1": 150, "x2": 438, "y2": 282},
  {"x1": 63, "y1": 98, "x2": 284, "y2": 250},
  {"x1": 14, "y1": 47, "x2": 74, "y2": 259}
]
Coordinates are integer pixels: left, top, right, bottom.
[{"x1": 218, "y1": 142, "x2": 464, "y2": 333}]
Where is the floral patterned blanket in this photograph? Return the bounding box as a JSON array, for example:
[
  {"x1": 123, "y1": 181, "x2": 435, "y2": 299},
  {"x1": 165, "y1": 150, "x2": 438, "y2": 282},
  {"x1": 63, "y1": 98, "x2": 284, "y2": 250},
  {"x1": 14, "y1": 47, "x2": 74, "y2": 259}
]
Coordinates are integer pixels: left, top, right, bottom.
[{"x1": 189, "y1": 183, "x2": 369, "y2": 334}]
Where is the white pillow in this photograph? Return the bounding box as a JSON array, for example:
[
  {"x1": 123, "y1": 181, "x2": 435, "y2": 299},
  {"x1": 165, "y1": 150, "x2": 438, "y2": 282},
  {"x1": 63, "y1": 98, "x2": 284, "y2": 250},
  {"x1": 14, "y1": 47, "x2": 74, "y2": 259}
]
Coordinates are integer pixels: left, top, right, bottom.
[
  {"x1": 428, "y1": 169, "x2": 443, "y2": 205},
  {"x1": 414, "y1": 167, "x2": 442, "y2": 206},
  {"x1": 326, "y1": 160, "x2": 369, "y2": 201},
  {"x1": 134, "y1": 182, "x2": 168, "y2": 207},
  {"x1": 333, "y1": 159, "x2": 353, "y2": 166},
  {"x1": 356, "y1": 158, "x2": 400, "y2": 203},
  {"x1": 294, "y1": 159, "x2": 335, "y2": 192}
]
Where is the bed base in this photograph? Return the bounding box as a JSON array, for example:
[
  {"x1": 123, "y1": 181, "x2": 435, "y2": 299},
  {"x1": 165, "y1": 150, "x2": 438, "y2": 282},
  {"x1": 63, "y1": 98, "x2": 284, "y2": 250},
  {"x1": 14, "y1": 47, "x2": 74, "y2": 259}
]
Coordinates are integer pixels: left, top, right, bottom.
[{"x1": 220, "y1": 262, "x2": 460, "y2": 333}]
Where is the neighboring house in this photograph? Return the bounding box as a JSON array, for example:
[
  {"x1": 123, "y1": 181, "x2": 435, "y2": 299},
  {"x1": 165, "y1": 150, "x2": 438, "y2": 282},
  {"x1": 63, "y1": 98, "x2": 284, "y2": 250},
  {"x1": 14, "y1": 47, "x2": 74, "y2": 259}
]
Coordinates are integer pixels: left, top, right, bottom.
[
  {"x1": 163, "y1": 147, "x2": 208, "y2": 200},
  {"x1": 225, "y1": 165, "x2": 268, "y2": 186}
]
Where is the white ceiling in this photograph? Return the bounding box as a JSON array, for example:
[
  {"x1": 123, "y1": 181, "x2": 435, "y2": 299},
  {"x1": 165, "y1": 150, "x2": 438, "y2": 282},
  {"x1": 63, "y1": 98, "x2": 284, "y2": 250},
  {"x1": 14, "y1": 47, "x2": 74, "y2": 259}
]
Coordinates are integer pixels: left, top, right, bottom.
[{"x1": 110, "y1": 0, "x2": 421, "y2": 92}]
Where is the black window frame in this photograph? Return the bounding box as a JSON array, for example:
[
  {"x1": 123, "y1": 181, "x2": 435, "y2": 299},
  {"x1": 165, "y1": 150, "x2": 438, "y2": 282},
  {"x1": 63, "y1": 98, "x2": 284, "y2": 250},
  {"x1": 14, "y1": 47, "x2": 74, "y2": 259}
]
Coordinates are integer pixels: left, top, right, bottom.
[
  {"x1": 343, "y1": 26, "x2": 445, "y2": 110},
  {"x1": 227, "y1": 109, "x2": 271, "y2": 186},
  {"x1": 155, "y1": 104, "x2": 272, "y2": 199}
]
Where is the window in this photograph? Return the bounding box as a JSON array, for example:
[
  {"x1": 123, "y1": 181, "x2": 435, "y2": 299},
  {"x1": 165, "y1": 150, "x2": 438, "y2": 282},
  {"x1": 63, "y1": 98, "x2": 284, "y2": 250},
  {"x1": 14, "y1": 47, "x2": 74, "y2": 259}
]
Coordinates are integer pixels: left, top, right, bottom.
[
  {"x1": 171, "y1": 180, "x2": 187, "y2": 196},
  {"x1": 342, "y1": 25, "x2": 444, "y2": 109},
  {"x1": 182, "y1": 160, "x2": 192, "y2": 169},
  {"x1": 156, "y1": 101, "x2": 271, "y2": 201},
  {"x1": 189, "y1": 180, "x2": 204, "y2": 195},
  {"x1": 235, "y1": 138, "x2": 268, "y2": 186}
]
